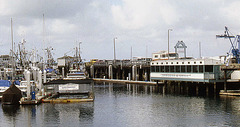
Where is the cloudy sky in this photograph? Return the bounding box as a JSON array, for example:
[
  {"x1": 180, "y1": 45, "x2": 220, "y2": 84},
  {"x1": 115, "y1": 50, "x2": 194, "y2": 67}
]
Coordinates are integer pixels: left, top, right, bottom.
[{"x1": 0, "y1": 0, "x2": 240, "y2": 61}]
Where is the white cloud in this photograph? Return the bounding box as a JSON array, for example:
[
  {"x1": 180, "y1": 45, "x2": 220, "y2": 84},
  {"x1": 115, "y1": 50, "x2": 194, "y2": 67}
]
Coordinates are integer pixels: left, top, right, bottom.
[
  {"x1": 221, "y1": 1, "x2": 240, "y2": 28},
  {"x1": 50, "y1": 19, "x2": 77, "y2": 35},
  {"x1": 111, "y1": 0, "x2": 179, "y2": 30}
]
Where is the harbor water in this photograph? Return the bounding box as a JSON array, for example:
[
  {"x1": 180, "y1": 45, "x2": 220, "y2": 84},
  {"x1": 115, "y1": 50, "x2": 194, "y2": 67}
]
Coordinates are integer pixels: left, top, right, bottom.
[{"x1": 0, "y1": 82, "x2": 240, "y2": 127}]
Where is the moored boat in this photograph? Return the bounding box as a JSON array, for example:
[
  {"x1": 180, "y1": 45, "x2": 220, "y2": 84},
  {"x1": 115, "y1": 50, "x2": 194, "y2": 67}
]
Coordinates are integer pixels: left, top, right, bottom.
[
  {"x1": 2, "y1": 84, "x2": 22, "y2": 105},
  {"x1": 65, "y1": 69, "x2": 86, "y2": 79}
]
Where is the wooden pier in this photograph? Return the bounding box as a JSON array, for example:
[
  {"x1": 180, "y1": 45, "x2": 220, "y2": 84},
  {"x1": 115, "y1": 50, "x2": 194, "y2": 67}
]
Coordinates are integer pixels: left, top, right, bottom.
[
  {"x1": 221, "y1": 64, "x2": 240, "y2": 95},
  {"x1": 85, "y1": 59, "x2": 151, "y2": 81}
]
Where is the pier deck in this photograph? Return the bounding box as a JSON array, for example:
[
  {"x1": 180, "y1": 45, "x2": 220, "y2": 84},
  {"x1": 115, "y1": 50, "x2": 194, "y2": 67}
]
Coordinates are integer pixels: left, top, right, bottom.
[{"x1": 93, "y1": 78, "x2": 160, "y2": 85}]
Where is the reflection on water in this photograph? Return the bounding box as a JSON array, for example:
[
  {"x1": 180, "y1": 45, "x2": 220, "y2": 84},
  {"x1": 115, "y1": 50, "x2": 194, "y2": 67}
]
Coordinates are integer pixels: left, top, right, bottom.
[{"x1": 0, "y1": 82, "x2": 240, "y2": 127}]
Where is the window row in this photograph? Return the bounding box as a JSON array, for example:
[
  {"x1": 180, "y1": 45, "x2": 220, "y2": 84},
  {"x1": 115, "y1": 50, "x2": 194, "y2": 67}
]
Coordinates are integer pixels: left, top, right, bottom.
[
  {"x1": 151, "y1": 65, "x2": 214, "y2": 73},
  {"x1": 152, "y1": 61, "x2": 203, "y2": 65}
]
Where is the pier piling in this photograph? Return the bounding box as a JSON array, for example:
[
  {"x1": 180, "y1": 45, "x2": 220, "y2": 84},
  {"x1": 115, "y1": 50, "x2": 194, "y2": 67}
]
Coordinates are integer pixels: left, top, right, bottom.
[
  {"x1": 26, "y1": 71, "x2": 31, "y2": 100},
  {"x1": 43, "y1": 70, "x2": 47, "y2": 83},
  {"x1": 38, "y1": 70, "x2": 42, "y2": 95},
  {"x1": 108, "y1": 65, "x2": 113, "y2": 79}
]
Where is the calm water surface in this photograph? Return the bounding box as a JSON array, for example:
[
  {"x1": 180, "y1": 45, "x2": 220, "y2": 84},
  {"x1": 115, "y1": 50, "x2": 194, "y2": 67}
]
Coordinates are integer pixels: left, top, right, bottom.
[{"x1": 0, "y1": 82, "x2": 240, "y2": 127}]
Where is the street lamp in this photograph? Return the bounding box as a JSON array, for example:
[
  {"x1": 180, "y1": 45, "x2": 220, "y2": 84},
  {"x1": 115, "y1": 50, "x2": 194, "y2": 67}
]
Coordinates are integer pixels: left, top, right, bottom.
[
  {"x1": 168, "y1": 29, "x2": 173, "y2": 60},
  {"x1": 114, "y1": 37, "x2": 117, "y2": 63}
]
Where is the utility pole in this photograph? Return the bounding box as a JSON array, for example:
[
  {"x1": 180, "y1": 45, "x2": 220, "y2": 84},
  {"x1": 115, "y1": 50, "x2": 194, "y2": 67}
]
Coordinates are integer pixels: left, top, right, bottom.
[
  {"x1": 146, "y1": 45, "x2": 148, "y2": 61},
  {"x1": 168, "y1": 29, "x2": 173, "y2": 60},
  {"x1": 113, "y1": 37, "x2": 117, "y2": 63},
  {"x1": 199, "y1": 42, "x2": 201, "y2": 58},
  {"x1": 131, "y1": 46, "x2": 133, "y2": 61}
]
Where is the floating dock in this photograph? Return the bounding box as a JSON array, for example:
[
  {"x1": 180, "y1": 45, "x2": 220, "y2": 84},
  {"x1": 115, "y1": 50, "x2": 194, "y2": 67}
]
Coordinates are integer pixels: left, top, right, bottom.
[
  {"x1": 219, "y1": 90, "x2": 240, "y2": 96},
  {"x1": 19, "y1": 95, "x2": 48, "y2": 105},
  {"x1": 42, "y1": 98, "x2": 94, "y2": 103},
  {"x1": 19, "y1": 99, "x2": 41, "y2": 105},
  {"x1": 42, "y1": 92, "x2": 94, "y2": 103}
]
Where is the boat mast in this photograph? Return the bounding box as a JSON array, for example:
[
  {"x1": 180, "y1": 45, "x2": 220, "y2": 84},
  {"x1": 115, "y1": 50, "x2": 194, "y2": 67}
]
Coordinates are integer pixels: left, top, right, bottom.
[
  {"x1": 11, "y1": 18, "x2": 15, "y2": 80},
  {"x1": 79, "y1": 42, "x2": 82, "y2": 62},
  {"x1": 43, "y1": 14, "x2": 45, "y2": 71}
]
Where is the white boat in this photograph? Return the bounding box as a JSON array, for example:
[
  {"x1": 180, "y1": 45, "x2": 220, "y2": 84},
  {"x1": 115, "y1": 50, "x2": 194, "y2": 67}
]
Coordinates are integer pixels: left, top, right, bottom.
[
  {"x1": 0, "y1": 80, "x2": 11, "y2": 97},
  {"x1": 0, "y1": 80, "x2": 28, "y2": 99},
  {"x1": 65, "y1": 69, "x2": 86, "y2": 79},
  {"x1": 18, "y1": 80, "x2": 34, "y2": 93}
]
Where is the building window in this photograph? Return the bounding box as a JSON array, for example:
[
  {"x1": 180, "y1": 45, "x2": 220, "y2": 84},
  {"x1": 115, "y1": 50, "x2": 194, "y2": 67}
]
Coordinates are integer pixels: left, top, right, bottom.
[
  {"x1": 181, "y1": 65, "x2": 186, "y2": 72},
  {"x1": 205, "y1": 65, "x2": 213, "y2": 72},
  {"x1": 187, "y1": 65, "x2": 191, "y2": 72},
  {"x1": 160, "y1": 66, "x2": 164, "y2": 72},
  {"x1": 194, "y1": 62, "x2": 196, "y2": 64},
  {"x1": 193, "y1": 65, "x2": 198, "y2": 72},
  {"x1": 200, "y1": 61, "x2": 202, "y2": 64},
  {"x1": 176, "y1": 66, "x2": 180, "y2": 72},
  {"x1": 182, "y1": 62, "x2": 184, "y2": 64},
  {"x1": 176, "y1": 62, "x2": 179, "y2": 64},
  {"x1": 171, "y1": 62, "x2": 173, "y2": 64},
  {"x1": 188, "y1": 62, "x2": 190, "y2": 64},
  {"x1": 165, "y1": 66, "x2": 169, "y2": 72},
  {"x1": 156, "y1": 66, "x2": 160, "y2": 72},
  {"x1": 151, "y1": 66, "x2": 156, "y2": 72},
  {"x1": 199, "y1": 65, "x2": 203, "y2": 73},
  {"x1": 155, "y1": 55, "x2": 158, "y2": 58},
  {"x1": 170, "y1": 66, "x2": 174, "y2": 72},
  {"x1": 166, "y1": 62, "x2": 168, "y2": 64}
]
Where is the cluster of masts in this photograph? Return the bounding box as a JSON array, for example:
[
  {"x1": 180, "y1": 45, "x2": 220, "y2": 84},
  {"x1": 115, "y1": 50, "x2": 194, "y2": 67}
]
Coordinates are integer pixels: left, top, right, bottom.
[{"x1": 10, "y1": 38, "x2": 55, "y2": 68}]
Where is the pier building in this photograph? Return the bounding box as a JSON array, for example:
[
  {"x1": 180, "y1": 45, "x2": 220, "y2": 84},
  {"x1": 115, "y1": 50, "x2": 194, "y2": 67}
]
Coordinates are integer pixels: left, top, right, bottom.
[{"x1": 150, "y1": 58, "x2": 224, "y2": 83}]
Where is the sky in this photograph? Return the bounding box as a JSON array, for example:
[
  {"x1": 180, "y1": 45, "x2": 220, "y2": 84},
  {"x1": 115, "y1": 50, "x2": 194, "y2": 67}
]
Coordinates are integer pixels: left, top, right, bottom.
[{"x1": 0, "y1": 0, "x2": 240, "y2": 61}]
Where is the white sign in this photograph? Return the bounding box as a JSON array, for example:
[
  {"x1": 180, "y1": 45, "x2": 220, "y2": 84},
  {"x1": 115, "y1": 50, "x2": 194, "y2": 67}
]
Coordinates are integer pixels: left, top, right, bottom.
[
  {"x1": 59, "y1": 84, "x2": 79, "y2": 91},
  {"x1": 151, "y1": 73, "x2": 205, "y2": 79},
  {"x1": 57, "y1": 59, "x2": 65, "y2": 66}
]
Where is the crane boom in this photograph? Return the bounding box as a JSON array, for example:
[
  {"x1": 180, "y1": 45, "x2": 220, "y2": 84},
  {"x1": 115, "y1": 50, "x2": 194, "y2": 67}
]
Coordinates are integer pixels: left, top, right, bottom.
[{"x1": 216, "y1": 26, "x2": 240, "y2": 64}]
